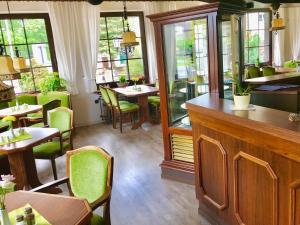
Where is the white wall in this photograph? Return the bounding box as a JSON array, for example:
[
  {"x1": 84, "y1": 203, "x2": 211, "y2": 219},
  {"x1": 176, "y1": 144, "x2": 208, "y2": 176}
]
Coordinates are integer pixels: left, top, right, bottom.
[{"x1": 0, "y1": 1, "x2": 204, "y2": 127}]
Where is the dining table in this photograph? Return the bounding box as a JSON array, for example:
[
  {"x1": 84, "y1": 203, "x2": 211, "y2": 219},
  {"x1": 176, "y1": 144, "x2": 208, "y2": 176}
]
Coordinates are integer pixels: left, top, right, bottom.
[
  {"x1": 0, "y1": 127, "x2": 60, "y2": 190},
  {"x1": 114, "y1": 85, "x2": 159, "y2": 128},
  {"x1": 0, "y1": 104, "x2": 42, "y2": 127},
  {"x1": 6, "y1": 191, "x2": 92, "y2": 225}
]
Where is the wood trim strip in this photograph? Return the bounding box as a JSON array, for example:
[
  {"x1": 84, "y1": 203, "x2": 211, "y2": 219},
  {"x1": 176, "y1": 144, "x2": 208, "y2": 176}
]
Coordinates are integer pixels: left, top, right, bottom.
[{"x1": 289, "y1": 180, "x2": 300, "y2": 225}]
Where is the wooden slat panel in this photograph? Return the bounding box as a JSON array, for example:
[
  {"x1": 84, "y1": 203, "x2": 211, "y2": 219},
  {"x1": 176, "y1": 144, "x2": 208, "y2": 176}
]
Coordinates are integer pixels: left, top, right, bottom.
[{"x1": 171, "y1": 134, "x2": 194, "y2": 163}]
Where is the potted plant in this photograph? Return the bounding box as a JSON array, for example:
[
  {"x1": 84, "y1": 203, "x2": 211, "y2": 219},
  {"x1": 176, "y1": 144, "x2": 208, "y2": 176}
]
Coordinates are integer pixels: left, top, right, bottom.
[
  {"x1": 0, "y1": 175, "x2": 15, "y2": 225},
  {"x1": 232, "y1": 76, "x2": 251, "y2": 109},
  {"x1": 39, "y1": 72, "x2": 67, "y2": 95},
  {"x1": 117, "y1": 75, "x2": 129, "y2": 87}
]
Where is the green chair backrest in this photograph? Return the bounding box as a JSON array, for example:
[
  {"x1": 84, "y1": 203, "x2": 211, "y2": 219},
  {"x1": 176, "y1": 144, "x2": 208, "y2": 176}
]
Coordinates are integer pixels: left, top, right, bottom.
[
  {"x1": 68, "y1": 147, "x2": 111, "y2": 204},
  {"x1": 8, "y1": 94, "x2": 37, "y2": 107},
  {"x1": 262, "y1": 67, "x2": 276, "y2": 76},
  {"x1": 99, "y1": 86, "x2": 110, "y2": 106},
  {"x1": 42, "y1": 100, "x2": 61, "y2": 125},
  {"x1": 106, "y1": 88, "x2": 118, "y2": 108},
  {"x1": 0, "y1": 102, "x2": 8, "y2": 110},
  {"x1": 245, "y1": 66, "x2": 260, "y2": 79},
  {"x1": 284, "y1": 60, "x2": 297, "y2": 68},
  {"x1": 194, "y1": 75, "x2": 204, "y2": 85},
  {"x1": 48, "y1": 107, "x2": 73, "y2": 133},
  {"x1": 37, "y1": 91, "x2": 71, "y2": 108},
  {"x1": 155, "y1": 79, "x2": 159, "y2": 89}
]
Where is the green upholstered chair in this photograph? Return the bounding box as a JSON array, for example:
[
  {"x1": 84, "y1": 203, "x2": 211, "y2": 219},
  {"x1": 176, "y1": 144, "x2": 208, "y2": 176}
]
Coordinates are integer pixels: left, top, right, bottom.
[
  {"x1": 20, "y1": 100, "x2": 61, "y2": 127},
  {"x1": 106, "y1": 88, "x2": 139, "y2": 133},
  {"x1": 37, "y1": 91, "x2": 71, "y2": 109},
  {"x1": 284, "y1": 60, "x2": 298, "y2": 68},
  {"x1": 32, "y1": 146, "x2": 114, "y2": 225},
  {"x1": 148, "y1": 79, "x2": 160, "y2": 122},
  {"x1": 33, "y1": 107, "x2": 73, "y2": 180},
  {"x1": 245, "y1": 66, "x2": 261, "y2": 79},
  {"x1": 262, "y1": 66, "x2": 276, "y2": 76},
  {"x1": 8, "y1": 94, "x2": 37, "y2": 107}
]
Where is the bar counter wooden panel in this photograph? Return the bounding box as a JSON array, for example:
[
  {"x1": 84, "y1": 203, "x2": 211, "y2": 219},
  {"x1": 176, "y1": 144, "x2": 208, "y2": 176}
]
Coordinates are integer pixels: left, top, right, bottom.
[{"x1": 186, "y1": 94, "x2": 300, "y2": 225}]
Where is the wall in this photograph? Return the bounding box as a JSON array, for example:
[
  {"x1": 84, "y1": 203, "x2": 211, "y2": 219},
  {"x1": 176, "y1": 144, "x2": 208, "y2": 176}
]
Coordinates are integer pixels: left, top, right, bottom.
[{"x1": 0, "y1": 1, "x2": 204, "y2": 127}]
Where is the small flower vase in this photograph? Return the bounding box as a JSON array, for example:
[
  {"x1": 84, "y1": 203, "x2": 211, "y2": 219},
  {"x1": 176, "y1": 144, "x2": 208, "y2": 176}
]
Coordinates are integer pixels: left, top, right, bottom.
[
  {"x1": 9, "y1": 128, "x2": 15, "y2": 139},
  {"x1": 0, "y1": 208, "x2": 12, "y2": 225},
  {"x1": 134, "y1": 82, "x2": 137, "y2": 90}
]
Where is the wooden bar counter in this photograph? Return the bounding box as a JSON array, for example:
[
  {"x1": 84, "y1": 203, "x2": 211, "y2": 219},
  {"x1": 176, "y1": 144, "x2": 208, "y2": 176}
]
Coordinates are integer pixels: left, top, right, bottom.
[{"x1": 186, "y1": 94, "x2": 300, "y2": 225}]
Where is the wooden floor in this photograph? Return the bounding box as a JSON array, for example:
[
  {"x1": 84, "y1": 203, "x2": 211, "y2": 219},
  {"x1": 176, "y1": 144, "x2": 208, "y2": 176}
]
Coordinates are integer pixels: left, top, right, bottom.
[{"x1": 36, "y1": 123, "x2": 212, "y2": 225}]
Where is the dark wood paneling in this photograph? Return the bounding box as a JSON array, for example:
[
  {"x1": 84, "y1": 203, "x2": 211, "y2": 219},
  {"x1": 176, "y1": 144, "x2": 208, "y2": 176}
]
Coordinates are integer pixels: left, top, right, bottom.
[{"x1": 290, "y1": 180, "x2": 300, "y2": 225}]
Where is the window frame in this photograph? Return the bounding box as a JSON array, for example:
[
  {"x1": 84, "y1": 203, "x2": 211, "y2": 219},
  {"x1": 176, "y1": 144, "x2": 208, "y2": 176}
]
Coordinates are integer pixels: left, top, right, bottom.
[
  {"x1": 0, "y1": 13, "x2": 57, "y2": 93},
  {"x1": 244, "y1": 9, "x2": 272, "y2": 66},
  {"x1": 98, "y1": 11, "x2": 149, "y2": 84}
]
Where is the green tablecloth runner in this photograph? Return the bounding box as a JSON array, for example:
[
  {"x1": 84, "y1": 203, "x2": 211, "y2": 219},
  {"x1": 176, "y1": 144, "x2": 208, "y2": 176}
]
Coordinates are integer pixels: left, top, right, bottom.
[
  {"x1": 0, "y1": 131, "x2": 32, "y2": 146},
  {"x1": 9, "y1": 204, "x2": 51, "y2": 225}
]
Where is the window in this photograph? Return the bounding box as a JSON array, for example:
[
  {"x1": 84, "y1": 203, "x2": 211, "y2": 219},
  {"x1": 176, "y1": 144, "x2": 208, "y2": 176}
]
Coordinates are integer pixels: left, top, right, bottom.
[
  {"x1": 0, "y1": 14, "x2": 57, "y2": 94},
  {"x1": 97, "y1": 12, "x2": 148, "y2": 84},
  {"x1": 244, "y1": 11, "x2": 271, "y2": 65}
]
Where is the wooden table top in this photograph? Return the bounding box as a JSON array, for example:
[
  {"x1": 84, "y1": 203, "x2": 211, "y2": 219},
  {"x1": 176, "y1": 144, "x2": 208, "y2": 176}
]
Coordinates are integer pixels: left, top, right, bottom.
[
  {"x1": 275, "y1": 67, "x2": 297, "y2": 74},
  {"x1": 245, "y1": 72, "x2": 300, "y2": 85},
  {"x1": 0, "y1": 105, "x2": 42, "y2": 118},
  {"x1": 6, "y1": 191, "x2": 92, "y2": 225},
  {"x1": 114, "y1": 85, "x2": 159, "y2": 97},
  {"x1": 0, "y1": 127, "x2": 59, "y2": 154}
]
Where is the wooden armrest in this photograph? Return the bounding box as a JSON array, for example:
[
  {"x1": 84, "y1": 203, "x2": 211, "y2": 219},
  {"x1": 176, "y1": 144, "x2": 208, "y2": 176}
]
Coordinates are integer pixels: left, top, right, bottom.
[
  {"x1": 90, "y1": 187, "x2": 112, "y2": 210},
  {"x1": 61, "y1": 128, "x2": 73, "y2": 135},
  {"x1": 30, "y1": 177, "x2": 69, "y2": 193}
]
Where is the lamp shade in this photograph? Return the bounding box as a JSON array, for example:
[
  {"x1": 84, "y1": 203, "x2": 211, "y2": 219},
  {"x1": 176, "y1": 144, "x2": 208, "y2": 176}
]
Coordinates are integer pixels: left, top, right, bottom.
[
  {"x1": 13, "y1": 57, "x2": 30, "y2": 73},
  {"x1": 87, "y1": 0, "x2": 103, "y2": 5},
  {"x1": 0, "y1": 55, "x2": 21, "y2": 80},
  {"x1": 270, "y1": 17, "x2": 285, "y2": 31},
  {"x1": 0, "y1": 80, "x2": 15, "y2": 102},
  {"x1": 120, "y1": 31, "x2": 139, "y2": 47}
]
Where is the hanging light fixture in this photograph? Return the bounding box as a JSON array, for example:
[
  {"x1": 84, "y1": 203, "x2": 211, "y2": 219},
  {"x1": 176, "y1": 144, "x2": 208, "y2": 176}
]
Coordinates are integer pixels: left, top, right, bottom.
[
  {"x1": 270, "y1": 3, "x2": 285, "y2": 33},
  {"x1": 120, "y1": 1, "x2": 139, "y2": 55}
]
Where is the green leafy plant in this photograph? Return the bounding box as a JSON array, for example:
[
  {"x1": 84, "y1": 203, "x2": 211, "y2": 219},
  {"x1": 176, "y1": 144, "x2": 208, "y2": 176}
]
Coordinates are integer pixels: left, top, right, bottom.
[
  {"x1": 39, "y1": 72, "x2": 67, "y2": 94},
  {"x1": 119, "y1": 75, "x2": 126, "y2": 83},
  {"x1": 232, "y1": 76, "x2": 251, "y2": 96},
  {"x1": 0, "y1": 175, "x2": 15, "y2": 210}
]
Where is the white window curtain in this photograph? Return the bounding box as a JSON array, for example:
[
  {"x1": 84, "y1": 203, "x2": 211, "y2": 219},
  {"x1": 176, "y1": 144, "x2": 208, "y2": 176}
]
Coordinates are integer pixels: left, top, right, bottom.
[
  {"x1": 47, "y1": 2, "x2": 99, "y2": 94},
  {"x1": 286, "y1": 7, "x2": 300, "y2": 60}
]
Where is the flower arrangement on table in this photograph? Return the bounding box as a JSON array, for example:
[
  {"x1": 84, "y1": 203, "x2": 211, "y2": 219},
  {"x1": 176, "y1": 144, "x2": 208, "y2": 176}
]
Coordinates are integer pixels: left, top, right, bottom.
[
  {"x1": 0, "y1": 175, "x2": 15, "y2": 225},
  {"x1": 2, "y1": 116, "x2": 16, "y2": 137},
  {"x1": 131, "y1": 76, "x2": 140, "y2": 90},
  {"x1": 138, "y1": 75, "x2": 146, "y2": 84}
]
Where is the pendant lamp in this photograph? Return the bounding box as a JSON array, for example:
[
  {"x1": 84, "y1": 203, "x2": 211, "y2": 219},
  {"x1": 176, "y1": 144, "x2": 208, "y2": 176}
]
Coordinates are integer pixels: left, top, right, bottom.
[
  {"x1": 120, "y1": 1, "x2": 139, "y2": 55},
  {"x1": 270, "y1": 3, "x2": 285, "y2": 32},
  {"x1": 87, "y1": 0, "x2": 103, "y2": 5}
]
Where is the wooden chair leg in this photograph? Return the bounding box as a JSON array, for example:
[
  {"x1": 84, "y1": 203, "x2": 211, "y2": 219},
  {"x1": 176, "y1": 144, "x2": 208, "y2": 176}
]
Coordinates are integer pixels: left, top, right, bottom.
[
  {"x1": 120, "y1": 114, "x2": 123, "y2": 133},
  {"x1": 103, "y1": 200, "x2": 111, "y2": 225},
  {"x1": 112, "y1": 109, "x2": 116, "y2": 129},
  {"x1": 50, "y1": 158, "x2": 58, "y2": 180}
]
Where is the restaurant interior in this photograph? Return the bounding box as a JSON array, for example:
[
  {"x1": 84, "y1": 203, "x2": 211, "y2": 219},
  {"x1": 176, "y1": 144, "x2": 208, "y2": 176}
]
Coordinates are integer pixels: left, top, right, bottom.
[{"x1": 0, "y1": 0, "x2": 300, "y2": 225}]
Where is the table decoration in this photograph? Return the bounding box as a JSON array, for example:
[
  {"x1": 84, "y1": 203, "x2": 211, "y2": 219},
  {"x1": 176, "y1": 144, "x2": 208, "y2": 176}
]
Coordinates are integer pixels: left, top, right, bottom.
[
  {"x1": 131, "y1": 76, "x2": 139, "y2": 90},
  {"x1": 0, "y1": 129, "x2": 32, "y2": 146},
  {"x1": 2, "y1": 116, "x2": 16, "y2": 138},
  {"x1": 9, "y1": 204, "x2": 51, "y2": 225},
  {"x1": 0, "y1": 175, "x2": 15, "y2": 225}
]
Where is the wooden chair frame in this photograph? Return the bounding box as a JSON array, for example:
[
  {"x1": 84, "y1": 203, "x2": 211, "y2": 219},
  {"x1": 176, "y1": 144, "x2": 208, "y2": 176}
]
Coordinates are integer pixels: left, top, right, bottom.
[{"x1": 31, "y1": 146, "x2": 114, "y2": 225}]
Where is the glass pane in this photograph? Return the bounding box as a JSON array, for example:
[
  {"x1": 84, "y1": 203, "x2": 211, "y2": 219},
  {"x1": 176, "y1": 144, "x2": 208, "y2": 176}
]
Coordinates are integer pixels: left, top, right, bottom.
[
  {"x1": 108, "y1": 40, "x2": 121, "y2": 61},
  {"x1": 248, "y1": 47, "x2": 259, "y2": 64},
  {"x1": 99, "y1": 17, "x2": 107, "y2": 40},
  {"x1": 128, "y1": 59, "x2": 144, "y2": 78},
  {"x1": 163, "y1": 18, "x2": 208, "y2": 128},
  {"x1": 258, "y1": 12, "x2": 270, "y2": 29},
  {"x1": 128, "y1": 38, "x2": 142, "y2": 59},
  {"x1": 19, "y1": 72, "x2": 35, "y2": 93},
  {"x1": 24, "y1": 19, "x2": 48, "y2": 43},
  {"x1": 1, "y1": 19, "x2": 26, "y2": 45},
  {"x1": 106, "y1": 17, "x2": 124, "y2": 39},
  {"x1": 99, "y1": 40, "x2": 110, "y2": 61},
  {"x1": 33, "y1": 66, "x2": 53, "y2": 91},
  {"x1": 112, "y1": 60, "x2": 128, "y2": 81},
  {"x1": 259, "y1": 30, "x2": 269, "y2": 46},
  {"x1": 244, "y1": 48, "x2": 249, "y2": 64},
  {"x1": 128, "y1": 16, "x2": 141, "y2": 37},
  {"x1": 29, "y1": 44, "x2": 52, "y2": 67},
  {"x1": 248, "y1": 30, "x2": 259, "y2": 47},
  {"x1": 248, "y1": 13, "x2": 259, "y2": 30},
  {"x1": 259, "y1": 46, "x2": 270, "y2": 63}
]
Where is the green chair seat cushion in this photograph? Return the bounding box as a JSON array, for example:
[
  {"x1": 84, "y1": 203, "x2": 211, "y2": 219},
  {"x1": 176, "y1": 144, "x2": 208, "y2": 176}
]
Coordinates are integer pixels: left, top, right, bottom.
[
  {"x1": 119, "y1": 103, "x2": 139, "y2": 112},
  {"x1": 33, "y1": 141, "x2": 70, "y2": 158},
  {"x1": 148, "y1": 96, "x2": 160, "y2": 105},
  {"x1": 284, "y1": 60, "x2": 298, "y2": 68},
  {"x1": 37, "y1": 91, "x2": 70, "y2": 108},
  {"x1": 69, "y1": 150, "x2": 108, "y2": 204},
  {"x1": 30, "y1": 122, "x2": 45, "y2": 128},
  {"x1": 27, "y1": 112, "x2": 43, "y2": 119},
  {"x1": 90, "y1": 213, "x2": 104, "y2": 225},
  {"x1": 119, "y1": 100, "x2": 129, "y2": 105}
]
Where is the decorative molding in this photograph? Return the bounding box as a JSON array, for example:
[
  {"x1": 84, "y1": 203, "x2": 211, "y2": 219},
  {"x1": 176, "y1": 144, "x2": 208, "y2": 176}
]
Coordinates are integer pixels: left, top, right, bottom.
[
  {"x1": 290, "y1": 180, "x2": 300, "y2": 225},
  {"x1": 233, "y1": 151, "x2": 279, "y2": 225},
  {"x1": 197, "y1": 135, "x2": 228, "y2": 210}
]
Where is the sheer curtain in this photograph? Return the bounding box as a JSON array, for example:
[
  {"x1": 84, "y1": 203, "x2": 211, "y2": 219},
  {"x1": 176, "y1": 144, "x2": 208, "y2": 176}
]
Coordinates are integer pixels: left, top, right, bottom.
[
  {"x1": 47, "y1": 2, "x2": 99, "y2": 94},
  {"x1": 286, "y1": 7, "x2": 300, "y2": 60}
]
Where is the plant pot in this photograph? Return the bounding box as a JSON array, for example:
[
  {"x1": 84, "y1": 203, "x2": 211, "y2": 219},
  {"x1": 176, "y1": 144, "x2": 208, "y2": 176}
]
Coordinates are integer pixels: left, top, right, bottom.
[
  {"x1": 0, "y1": 208, "x2": 12, "y2": 225},
  {"x1": 233, "y1": 94, "x2": 251, "y2": 110},
  {"x1": 117, "y1": 82, "x2": 129, "y2": 88}
]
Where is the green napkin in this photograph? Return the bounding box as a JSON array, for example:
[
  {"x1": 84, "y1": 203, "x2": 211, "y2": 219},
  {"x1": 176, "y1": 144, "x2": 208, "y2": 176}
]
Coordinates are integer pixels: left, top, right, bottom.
[
  {"x1": 0, "y1": 131, "x2": 32, "y2": 146},
  {"x1": 9, "y1": 204, "x2": 51, "y2": 225}
]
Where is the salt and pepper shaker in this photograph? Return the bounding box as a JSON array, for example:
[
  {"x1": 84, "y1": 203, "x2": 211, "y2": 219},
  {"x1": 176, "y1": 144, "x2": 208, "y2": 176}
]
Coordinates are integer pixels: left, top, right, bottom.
[
  {"x1": 15, "y1": 215, "x2": 25, "y2": 225},
  {"x1": 24, "y1": 207, "x2": 35, "y2": 225}
]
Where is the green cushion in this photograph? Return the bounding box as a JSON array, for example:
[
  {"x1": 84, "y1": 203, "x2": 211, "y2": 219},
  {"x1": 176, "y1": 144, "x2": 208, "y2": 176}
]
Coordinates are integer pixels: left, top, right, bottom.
[
  {"x1": 91, "y1": 213, "x2": 104, "y2": 225},
  {"x1": 284, "y1": 60, "x2": 298, "y2": 68},
  {"x1": 119, "y1": 103, "x2": 139, "y2": 112},
  {"x1": 148, "y1": 96, "x2": 160, "y2": 105},
  {"x1": 8, "y1": 94, "x2": 37, "y2": 107},
  {"x1": 119, "y1": 100, "x2": 129, "y2": 105},
  {"x1": 0, "y1": 102, "x2": 8, "y2": 110},
  {"x1": 262, "y1": 67, "x2": 275, "y2": 76},
  {"x1": 69, "y1": 150, "x2": 108, "y2": 204},
  {"x1": 33, "y1": 141, "x2": 70, "y2": 158},
  {"x1": 27, "y1": 113, "x2": 43, "y2": 119},
  {"x1": 245, "y1": 66, "x2": 260, "y2": 79},
  {"x1": 37, "y1": 91, "x2": 70, "y2": 108},
  {"x1": 30, "y1": 122, "x2": 44, "y2": 128}
]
